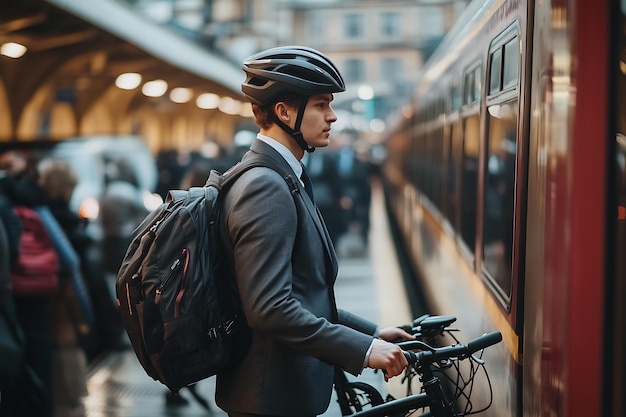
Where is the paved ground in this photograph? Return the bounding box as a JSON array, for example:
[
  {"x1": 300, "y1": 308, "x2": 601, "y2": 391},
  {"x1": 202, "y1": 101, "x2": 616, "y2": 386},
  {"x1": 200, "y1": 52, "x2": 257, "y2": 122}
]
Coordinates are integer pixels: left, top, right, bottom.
[{"x1": 83, "y1": 180, "x2": 414, "y2": 417}]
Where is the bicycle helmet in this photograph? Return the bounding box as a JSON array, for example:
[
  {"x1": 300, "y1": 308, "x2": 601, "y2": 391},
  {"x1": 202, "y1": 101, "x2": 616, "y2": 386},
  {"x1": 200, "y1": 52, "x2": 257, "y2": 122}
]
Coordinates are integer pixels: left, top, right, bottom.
[
  {"x1": 241, "y1": 46, "x2": 346, "y2": 152},
  {"x1": 242, "y1": 45, "x2": 345, "y2": 106}
]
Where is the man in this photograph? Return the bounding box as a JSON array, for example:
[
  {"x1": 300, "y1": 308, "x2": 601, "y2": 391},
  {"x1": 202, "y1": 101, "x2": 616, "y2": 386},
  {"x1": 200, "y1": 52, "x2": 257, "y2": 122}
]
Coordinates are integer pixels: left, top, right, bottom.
[{"x1": 216, "y1": 46, "x2": 413, "y2": 417}]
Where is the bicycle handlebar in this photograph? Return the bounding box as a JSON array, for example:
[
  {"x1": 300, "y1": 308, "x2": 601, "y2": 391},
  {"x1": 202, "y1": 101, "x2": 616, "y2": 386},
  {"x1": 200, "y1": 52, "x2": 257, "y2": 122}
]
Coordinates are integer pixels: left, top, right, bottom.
[
  {"x1": 349, "y1": 331, "x2": 501, "y2": 417},
  {"x1": 402, "y1": 331, "x2": 502, "y2": 365},
  {"x1": 467, "y1": 331, "x2": 502, "y2": 352}
]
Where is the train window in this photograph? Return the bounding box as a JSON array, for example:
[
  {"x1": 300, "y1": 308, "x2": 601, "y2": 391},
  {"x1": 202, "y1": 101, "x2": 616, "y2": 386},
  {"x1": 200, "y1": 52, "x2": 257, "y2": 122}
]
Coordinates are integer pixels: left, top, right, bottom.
[
  {"x1": 446, "y1": 121, "x2": 463, "y2": 227},
  {"x1": 451, "y1": 82, "x2": 462, "y2": 112},
  {"x1": 464, "y1": 71, "x2": 474, "y2": 105},
  {"x1": 488, "y1": 28, "x2": 519, "y2": 96},
  {"x1": 458, "y1": 63, "x2": 482, "y2": 254},
  {"x1": 473, "y1": 67, "x2": 482, "y2": 102},
  {"x1": 433, "y1": 121, "x2": 444, "y2": 211},
  {"x1": 463, "y1": 65, "x2": 481, "y2": 105},
  {"x1": 460, "y1": 114, "x2": 480, "y2": 253},
  {"x1": 483, "y1": 99, "x2": 519, "y2": 300},
  {"x1": 489, "y1": 49, "x2": 502, "y2": 94},
  {"x1": 502, "y1": 38, "x2": 520, "y2": 89}
]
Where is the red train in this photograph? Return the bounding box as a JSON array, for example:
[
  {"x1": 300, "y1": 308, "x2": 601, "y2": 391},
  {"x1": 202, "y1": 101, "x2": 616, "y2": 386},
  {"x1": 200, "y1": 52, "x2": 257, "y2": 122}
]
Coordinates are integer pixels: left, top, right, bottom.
[{"x1": 381, "y1": 0, "x2": 625, "y2": 416}]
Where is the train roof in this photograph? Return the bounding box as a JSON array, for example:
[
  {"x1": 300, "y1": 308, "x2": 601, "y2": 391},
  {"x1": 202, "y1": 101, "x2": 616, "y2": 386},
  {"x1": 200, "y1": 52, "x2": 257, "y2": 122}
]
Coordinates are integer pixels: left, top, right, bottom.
[{"x1": 415, "y1": 0, "x2": 497, "y2": 94}]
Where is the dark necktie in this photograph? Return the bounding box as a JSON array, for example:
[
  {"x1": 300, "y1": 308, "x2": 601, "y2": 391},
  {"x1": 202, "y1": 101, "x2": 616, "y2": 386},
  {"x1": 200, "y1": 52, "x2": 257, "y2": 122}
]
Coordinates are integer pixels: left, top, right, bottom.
[{"x1": 300, "y1": 164, "x2": 315, "y2": 204}]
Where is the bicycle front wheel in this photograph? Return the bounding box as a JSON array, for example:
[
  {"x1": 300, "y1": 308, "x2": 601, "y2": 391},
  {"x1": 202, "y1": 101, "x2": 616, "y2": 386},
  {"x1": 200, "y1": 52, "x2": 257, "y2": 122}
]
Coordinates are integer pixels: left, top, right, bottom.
[{"x1": 337, "y1": 381, "x2": 385, "y2": 414}]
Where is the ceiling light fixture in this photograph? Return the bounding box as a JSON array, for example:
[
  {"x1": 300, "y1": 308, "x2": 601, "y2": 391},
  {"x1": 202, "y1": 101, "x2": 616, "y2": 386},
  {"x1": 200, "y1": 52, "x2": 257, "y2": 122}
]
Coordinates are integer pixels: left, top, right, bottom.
[{"x1": 1, "y1": 42, "x2": 27, "y2": 58}]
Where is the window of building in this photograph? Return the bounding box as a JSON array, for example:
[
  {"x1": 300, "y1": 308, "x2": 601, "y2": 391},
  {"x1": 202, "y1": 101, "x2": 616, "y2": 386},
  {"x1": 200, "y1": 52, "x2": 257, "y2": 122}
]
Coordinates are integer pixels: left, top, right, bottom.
[
  {"x1": 308, "y1": 11, "x2": 325, "y2": 41},
  {"x1": 344, "y1": 13, "x2": 364, "y2": 39},
  {"x1": 421, "y1": 7, "x2": 444, "y2": 37},
  {"x1": 380, "y1": 12, "x2": 400, "y2": 38},
  {"x1": 381, "y1": 57, "x2": 403, "y2": 82},
  {"x1": 344, "y1": 58, "x2": 365, "y2": 83}
]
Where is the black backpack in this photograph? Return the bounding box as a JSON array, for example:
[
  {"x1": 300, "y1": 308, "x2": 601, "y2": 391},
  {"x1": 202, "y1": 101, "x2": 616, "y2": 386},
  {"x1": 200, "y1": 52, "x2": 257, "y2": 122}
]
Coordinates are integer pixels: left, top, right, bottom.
[{"x1": 115, "y1": 155, "x2": 299, "y2": 393}]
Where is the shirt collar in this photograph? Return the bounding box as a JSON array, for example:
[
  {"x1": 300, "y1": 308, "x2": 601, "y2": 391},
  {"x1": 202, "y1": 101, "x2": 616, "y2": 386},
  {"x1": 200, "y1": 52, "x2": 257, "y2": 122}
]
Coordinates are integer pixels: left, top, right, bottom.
[{"x1": 256, "y1": 133, "x2": 303, "y2": 181}]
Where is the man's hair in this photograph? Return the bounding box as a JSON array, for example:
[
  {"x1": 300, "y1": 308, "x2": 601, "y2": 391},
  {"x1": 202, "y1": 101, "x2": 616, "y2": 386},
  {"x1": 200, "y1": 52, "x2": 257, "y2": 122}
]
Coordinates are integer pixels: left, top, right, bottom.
[
  {"x1": 38, "y1": 158, "x2": 77, "y2": 203},
  {"x1": 252, "y1": 94, "x2": 306, "y2": 129}
]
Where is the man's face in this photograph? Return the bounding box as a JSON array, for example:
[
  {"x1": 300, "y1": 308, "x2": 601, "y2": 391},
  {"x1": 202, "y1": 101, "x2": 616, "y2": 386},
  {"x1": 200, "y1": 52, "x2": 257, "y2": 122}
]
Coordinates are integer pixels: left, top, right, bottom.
[{"x1": 299, "y1": 93, "x2": 338, "y2": 148}]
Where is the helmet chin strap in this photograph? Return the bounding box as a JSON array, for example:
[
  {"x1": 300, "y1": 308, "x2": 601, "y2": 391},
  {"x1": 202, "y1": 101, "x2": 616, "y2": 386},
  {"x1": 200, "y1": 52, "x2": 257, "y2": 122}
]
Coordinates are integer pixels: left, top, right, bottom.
[{"x1": 272, "y1": 98, "x2": 315, "y2": 153}]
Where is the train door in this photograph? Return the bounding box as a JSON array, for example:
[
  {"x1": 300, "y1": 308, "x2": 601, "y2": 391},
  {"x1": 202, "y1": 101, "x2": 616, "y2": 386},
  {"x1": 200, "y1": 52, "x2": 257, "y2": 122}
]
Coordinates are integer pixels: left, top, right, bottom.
[
  {"x1": 606, "y1": 3, "x2": 626, "y2": 415},
  {"x1": 482, "y1": 25, "x2": 522, "y2": 311},
  {"x1": 482, "y1": 25, "x2": 525, "y2": 417}
]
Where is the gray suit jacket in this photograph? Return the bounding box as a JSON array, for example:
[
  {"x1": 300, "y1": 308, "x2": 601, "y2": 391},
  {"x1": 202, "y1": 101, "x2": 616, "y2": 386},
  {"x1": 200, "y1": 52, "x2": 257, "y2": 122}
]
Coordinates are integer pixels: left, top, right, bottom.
[{"x1": 216, "y1": 139, "x2": 377, "y2": 416}]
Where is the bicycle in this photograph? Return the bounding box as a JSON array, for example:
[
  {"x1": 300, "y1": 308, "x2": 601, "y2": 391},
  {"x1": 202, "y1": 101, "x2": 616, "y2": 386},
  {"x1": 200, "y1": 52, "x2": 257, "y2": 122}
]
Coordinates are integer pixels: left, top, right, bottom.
[
  {"x1": 334, "y1": 315, "x2": 461, "y2": 415},
  {"x1": 342, "y1": 331, "x2": 503, "y2": 417}
]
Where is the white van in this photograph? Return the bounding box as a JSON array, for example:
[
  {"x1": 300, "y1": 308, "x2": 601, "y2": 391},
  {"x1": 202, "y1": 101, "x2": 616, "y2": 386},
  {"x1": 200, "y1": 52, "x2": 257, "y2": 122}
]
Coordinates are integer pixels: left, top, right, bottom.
[{"x1": 48, "y1": 135, "x2": 162, "y2": 241}]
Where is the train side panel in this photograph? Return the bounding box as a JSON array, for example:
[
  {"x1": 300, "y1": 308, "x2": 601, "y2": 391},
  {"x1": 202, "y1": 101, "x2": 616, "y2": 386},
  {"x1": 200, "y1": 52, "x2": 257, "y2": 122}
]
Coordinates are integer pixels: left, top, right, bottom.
[
  {"x1": 383, "y1": 0, "x2": 530, "y2": 415},
  {"x1": 383, "y1": 0, "x2": 620, "y2": 415},
  {"x1": 525, "y1": 0, "x2": 609, "y2": 415}
]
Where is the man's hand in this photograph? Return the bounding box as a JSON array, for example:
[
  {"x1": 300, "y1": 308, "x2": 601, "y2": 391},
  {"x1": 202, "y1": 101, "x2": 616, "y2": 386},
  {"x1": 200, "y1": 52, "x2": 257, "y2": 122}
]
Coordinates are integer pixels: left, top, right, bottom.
[
  {"x1": 367, "y1": 339, "x2": 408, "y2": 381},
  {"x1": 378, "y1": 326, "x2": 416, "y2": 343}
]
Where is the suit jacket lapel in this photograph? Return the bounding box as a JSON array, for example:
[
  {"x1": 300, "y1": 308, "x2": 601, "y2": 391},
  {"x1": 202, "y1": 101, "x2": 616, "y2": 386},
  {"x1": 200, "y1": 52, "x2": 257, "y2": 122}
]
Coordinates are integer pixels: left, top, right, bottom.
[{"x1": 247, "y1": 140, "x2": 338, "y2": 275}]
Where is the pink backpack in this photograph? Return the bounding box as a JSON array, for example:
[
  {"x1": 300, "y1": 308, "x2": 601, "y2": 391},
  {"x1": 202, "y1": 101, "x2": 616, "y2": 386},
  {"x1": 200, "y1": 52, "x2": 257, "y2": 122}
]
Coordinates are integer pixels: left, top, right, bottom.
[{"x1": 11, "y1": 206, "x2": 59, "y2": 296}]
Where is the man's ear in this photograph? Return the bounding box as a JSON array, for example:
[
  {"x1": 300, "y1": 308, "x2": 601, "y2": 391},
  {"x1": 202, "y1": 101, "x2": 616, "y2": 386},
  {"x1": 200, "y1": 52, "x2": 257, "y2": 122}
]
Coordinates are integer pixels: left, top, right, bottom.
[{"x1": 274, "y1": 102, "x2": 291, "y2": 122}]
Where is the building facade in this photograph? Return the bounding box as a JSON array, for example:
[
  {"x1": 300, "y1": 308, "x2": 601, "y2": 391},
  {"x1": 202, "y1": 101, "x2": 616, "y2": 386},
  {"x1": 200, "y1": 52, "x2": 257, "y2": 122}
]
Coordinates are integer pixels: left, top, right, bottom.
[{"x1": 124, "y1": 0, "x2": 470, "y2": 134}]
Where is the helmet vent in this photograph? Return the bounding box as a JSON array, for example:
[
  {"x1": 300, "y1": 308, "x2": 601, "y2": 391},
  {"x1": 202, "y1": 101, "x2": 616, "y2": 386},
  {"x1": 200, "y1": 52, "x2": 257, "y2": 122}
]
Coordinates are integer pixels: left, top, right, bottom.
[{"x1": 247, "y1": 77, "x2": 268, "y2": 87}]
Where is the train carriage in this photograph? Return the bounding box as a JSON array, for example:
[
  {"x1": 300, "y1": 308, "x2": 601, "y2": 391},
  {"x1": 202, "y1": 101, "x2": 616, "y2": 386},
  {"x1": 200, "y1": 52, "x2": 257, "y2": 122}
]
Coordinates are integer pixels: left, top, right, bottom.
[{"x1": 382, "y1": 0, "x2": 624, "y2": 416}]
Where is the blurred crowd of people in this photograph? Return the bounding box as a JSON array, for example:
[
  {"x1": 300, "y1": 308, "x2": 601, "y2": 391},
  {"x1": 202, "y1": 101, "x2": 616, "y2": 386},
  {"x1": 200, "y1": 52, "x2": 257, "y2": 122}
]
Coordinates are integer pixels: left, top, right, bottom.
[
  {"x1": 157, "y1": 136, "x2": 376, "y2": 251},
  {"x1": 0, "y1": 150, "x2": 126, "y2": 417},
  {"x1": 302, "y1": 141, "x2": 374, "y2": 250},
  {"x1": 0, "y1": 135, "x2": 377, "y2": 415}
]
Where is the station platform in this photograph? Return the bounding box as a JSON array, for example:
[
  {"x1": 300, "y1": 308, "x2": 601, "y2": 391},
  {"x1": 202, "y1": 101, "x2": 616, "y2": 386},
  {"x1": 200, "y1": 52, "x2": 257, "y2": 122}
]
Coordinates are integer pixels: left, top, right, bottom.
[{"x1": 83, "y1": 179, "x2": 416, "y2": 417}]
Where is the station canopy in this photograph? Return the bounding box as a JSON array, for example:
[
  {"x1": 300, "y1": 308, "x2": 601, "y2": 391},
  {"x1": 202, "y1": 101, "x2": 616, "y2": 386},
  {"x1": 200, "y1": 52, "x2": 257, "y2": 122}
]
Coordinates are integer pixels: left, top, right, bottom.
[{"x1": 0, "y1": 0, "x2": 245, "y2": 141}]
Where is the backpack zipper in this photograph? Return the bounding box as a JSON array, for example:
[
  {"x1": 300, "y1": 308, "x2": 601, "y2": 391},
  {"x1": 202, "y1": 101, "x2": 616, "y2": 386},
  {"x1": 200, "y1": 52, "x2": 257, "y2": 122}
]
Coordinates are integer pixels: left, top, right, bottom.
[
  {"x1": 174, "y1": 248, "x2": 190, "y2": 318},
  {"x1": 154, "y1": 250, "x2": 185, "y2": 305}
]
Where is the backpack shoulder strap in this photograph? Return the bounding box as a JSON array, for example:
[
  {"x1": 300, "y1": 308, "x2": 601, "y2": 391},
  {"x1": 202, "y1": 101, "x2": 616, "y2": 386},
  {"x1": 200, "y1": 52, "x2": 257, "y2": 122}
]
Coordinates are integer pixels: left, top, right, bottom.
[
  {"x1": 165, "y1": 186, "x2": 207, "y2": 205},
  {"x1": 167, "y1": 189, "x2": 188, "y2": 203},
  {"x1": 206, "y1": 154, "x2": 300, "y2": 197}
]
